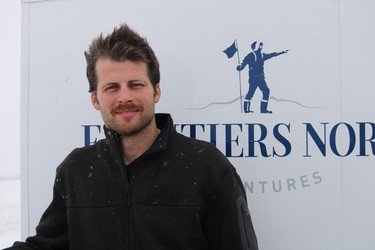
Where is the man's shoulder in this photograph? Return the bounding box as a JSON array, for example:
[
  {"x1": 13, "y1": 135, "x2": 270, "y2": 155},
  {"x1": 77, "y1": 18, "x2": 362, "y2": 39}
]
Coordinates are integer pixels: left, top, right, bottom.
[
  {"x1": 174, "y1": 132, "x2": 215, "y2": 148},
  {"x1": 58, "y1": 138, "x2": 109, "y2": 169},
  {"x1": 70, "y1": 138, "x2": 108, "y2": 156},
  {"x1": 172, "y1": 132, "x2": 228, "y2": 162}
]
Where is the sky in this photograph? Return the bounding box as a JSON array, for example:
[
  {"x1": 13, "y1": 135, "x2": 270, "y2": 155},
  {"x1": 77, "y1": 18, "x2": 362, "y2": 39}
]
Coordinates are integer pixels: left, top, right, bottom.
[{"x1": 0, "y1": 0, "x2": 21, "y2": 178}]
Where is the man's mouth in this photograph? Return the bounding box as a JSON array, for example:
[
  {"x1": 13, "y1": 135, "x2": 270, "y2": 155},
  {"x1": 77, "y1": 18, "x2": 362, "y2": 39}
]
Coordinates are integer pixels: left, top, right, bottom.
[
  {"x1": 115, "y1": 109, "x2": 138, "y2": 117},
  {"x1": 113, "y1": 105, "x2": 140, "y2": 118}
]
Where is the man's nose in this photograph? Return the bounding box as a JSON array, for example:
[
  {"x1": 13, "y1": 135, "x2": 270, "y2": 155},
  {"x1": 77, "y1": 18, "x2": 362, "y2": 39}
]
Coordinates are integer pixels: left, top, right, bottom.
[{"x1": 118, "y1": 87, "x2": 133, "y2": 103}]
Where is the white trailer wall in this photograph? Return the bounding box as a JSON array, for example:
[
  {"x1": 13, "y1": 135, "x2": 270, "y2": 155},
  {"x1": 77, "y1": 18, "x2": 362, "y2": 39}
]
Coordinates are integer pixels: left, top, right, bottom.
[{"x1": 21, "y1": 0, "x2": 375, "y2": 249}]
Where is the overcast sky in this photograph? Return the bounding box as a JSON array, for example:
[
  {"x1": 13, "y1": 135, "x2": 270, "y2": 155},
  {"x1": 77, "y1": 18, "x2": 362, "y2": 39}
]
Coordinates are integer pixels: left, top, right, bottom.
[{"x1": 0, "y1": 0, "x2": 21, "y2": 177}]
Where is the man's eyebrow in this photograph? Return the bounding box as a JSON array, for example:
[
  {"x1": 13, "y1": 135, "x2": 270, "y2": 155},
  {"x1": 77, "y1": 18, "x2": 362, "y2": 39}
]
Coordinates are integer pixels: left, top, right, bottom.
[
  {"x1": 100, "y1": 82, "x2": 118, "y2": 88},
  {"x1": 129, "y1": 79, "x2": 145, "y2": 84},
  {"x1": 103, "y1": 81, "x2": 118, "y2": 85}
]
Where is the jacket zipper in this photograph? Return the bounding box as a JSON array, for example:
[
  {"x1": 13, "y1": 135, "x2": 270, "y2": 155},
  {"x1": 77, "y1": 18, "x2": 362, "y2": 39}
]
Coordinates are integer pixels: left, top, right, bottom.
[
  {"x1": 127, "y1": 182, "x2": 132, "y2": 249},
  {"x1": 127, "y1": 183, "x2": 131, "y2": 207},
  {"x1": 126, "y1": 164, "x2": 139, "y2": 249},
  {"x1": 109, "y1": 131, "x2": 134, "y2": 249}
]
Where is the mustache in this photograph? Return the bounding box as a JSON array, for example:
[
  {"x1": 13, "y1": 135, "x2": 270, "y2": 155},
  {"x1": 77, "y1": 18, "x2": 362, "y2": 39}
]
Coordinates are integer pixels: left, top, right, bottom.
[{"x1": 111, "y1": 103, "x2": 141, "y2": 114}]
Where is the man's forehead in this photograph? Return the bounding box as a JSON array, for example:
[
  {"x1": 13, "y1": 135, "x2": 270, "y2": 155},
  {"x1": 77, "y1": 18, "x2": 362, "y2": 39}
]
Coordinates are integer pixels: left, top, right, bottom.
[{"x1": 95, "y1": 59, "x2": 150, "y2": 83}]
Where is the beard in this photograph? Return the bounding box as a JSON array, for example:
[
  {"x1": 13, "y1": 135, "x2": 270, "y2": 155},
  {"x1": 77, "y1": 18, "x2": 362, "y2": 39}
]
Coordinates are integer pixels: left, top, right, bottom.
[{"x1": 105, "y1": 103, "x2": 155, "y2": 137}]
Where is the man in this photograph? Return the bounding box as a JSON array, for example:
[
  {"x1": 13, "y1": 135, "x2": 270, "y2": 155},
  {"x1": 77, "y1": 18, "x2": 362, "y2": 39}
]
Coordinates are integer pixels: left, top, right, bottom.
[
  {"x1": 5, "y1": 24, "x2": 258, "y2": 250},
  {"x1": 237, "y1": 41, "x2": 289, "y2": 114}
]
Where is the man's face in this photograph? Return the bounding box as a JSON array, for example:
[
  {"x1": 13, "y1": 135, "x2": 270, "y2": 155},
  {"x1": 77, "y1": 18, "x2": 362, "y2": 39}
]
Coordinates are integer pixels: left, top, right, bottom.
[{"x1": 91, "y1": 59, "x2": 161, "y2": 136}]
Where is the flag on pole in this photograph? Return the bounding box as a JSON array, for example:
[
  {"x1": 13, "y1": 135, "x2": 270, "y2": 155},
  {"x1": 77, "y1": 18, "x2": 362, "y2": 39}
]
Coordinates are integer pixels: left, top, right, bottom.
[
  {"x1": 223, "y1": 41, "x2": 237, "y2": 59},
  {"x1": 223, "y1": 39, "x2": 244, "y2": 113}
]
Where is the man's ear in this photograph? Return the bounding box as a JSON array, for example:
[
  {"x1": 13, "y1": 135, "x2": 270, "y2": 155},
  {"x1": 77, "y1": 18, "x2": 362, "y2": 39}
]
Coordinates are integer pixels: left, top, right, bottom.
[
  {"x1": 91, "y1": 92, "x2": 100, "y2": 110},
  {"x1": 154, "y1": 83, "x2": 161, "y2": 103}
]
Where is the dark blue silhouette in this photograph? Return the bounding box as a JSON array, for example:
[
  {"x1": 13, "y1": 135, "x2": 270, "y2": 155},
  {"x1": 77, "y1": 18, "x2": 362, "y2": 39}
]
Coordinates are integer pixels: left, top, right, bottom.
[{"x1": 237, "y1": 41, "x2": 288, "y2": 113}]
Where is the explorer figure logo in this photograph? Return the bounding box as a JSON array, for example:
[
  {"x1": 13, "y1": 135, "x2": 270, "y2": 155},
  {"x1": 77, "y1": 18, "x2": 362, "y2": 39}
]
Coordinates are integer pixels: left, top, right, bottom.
[
  {"x1": 237, "y1": 41, "x2": 289, "y2": 113},
  {"x1": 224, "y1": 40, "x2": 289, "y2": 114}
]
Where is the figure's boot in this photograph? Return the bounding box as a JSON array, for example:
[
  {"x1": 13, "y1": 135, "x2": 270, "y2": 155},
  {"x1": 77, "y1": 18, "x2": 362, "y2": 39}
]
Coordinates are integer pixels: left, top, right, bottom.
[
  {"x1": 260, "y1": 100, "x2": 272, "y2": 114},
  {"x1": 243, "y1": 100, "x2": 253, "y2": 113}
]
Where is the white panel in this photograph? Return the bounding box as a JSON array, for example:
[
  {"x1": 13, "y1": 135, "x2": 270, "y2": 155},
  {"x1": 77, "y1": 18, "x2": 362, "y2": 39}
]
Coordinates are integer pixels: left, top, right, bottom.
[
  {"x1": 21, "y1": 0, "x2": 375, "y2": 249},
  {"x1": 340, "y1": 1, "x2": 375, "y2": 250}
]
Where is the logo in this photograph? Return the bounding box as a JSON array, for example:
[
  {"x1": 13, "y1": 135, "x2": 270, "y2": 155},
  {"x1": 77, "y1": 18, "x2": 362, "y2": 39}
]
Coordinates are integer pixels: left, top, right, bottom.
[
  {"x1": 188, "y1": 39, "x2": 324, "y2": 113},
  {"x1": 224, "y1": 40, "x2": 289, "y2": 114}
]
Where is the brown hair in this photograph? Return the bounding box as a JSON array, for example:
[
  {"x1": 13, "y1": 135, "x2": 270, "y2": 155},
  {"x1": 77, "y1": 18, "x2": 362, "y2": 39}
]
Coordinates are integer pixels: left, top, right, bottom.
[{"x1": 84, "y1": 24, "x2": 160, "y2": 92}]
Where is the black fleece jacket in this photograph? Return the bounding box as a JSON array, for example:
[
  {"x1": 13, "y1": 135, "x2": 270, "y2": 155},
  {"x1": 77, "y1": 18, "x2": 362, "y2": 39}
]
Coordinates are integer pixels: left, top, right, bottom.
[{"x1": 6, "y1": 113, "x2": 258, "y2": 250}]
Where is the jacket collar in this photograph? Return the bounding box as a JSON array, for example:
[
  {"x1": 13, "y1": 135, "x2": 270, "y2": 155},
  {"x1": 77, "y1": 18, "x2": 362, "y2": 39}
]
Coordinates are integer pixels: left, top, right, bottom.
[{"x1": 103, "y1": 113, "x2": 174, "y2": 155}]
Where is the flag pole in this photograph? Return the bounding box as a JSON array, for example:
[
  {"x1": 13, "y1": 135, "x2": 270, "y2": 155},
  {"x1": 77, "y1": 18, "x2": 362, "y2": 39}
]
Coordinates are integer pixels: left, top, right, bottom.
[{"x1": 235, "y1": 39, "x2": 243, "y2": 113}]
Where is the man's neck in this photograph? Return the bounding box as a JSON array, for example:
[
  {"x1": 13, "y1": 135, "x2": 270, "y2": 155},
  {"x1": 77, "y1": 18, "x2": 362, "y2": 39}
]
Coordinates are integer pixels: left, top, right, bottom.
[{"x1": 120, "y1": 121, "x2": 160, "y2": 166}]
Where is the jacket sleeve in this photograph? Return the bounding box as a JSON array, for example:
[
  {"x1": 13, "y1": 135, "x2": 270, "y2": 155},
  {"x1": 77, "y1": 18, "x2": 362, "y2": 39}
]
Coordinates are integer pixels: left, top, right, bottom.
[
  {"x1": 3, "y1": 167, "x2": 69, "y2": 250},
  {"x1": 203, "y1": 166, "x2": 259, "y2": 250}
]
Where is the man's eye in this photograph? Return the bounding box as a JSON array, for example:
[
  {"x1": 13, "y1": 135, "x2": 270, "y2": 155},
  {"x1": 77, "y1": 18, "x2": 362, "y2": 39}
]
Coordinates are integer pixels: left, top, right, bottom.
[
  {"x1": 130, "y1": 82, "x2": 144, "y2": 88},
  {"x1": 105, "y1": 85, "x2": 118, "y2": 91}
]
